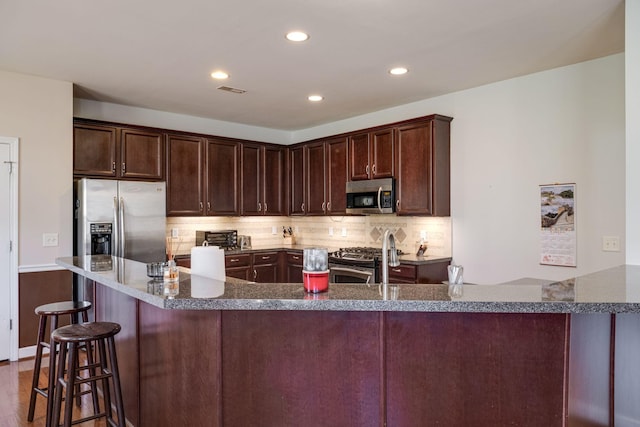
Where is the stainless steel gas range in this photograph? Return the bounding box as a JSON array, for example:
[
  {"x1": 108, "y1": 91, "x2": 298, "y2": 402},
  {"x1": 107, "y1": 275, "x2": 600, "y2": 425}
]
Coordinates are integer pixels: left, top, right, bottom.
[{"x1": 329, "y1": 247, "x2": 403, "y2": 284}]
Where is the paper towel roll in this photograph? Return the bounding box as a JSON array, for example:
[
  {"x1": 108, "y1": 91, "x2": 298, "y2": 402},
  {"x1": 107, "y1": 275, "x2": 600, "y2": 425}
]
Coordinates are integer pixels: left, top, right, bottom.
[
  {"x1": 190, "y1": 246, "x2": 226, "y2": 281},
  {"x1": 191, "y1": 275, "x2": 224, "y2": 298}
]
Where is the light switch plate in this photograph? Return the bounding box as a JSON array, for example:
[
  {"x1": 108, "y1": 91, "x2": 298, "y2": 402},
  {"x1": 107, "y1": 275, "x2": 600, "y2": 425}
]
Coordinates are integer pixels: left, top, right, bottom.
[
  {"x1": 43, "y1": 233, "x2": 59, "y2": 247},
  {"x1": 329, "y1": 227, "x2": 334, "y2": 236},
  {"x1": 341, "y1": 227, "x2": 347, "y2": 237}
]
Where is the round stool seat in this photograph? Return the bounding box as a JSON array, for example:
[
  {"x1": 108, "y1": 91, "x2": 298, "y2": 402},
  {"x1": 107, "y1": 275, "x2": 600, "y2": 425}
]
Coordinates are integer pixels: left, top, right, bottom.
[
  {"x1": 35, "y1": 300, "x2": 91, "y2": 316},
  {"x1": 52, "y1": 322, "x2": 121, "y2": 343}
]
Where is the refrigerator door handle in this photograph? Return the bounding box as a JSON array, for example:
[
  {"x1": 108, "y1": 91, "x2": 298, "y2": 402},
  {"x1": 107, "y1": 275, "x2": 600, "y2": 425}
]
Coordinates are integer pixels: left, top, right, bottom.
[
  {"x1": 119, "y1": 197, "x2": 126, "y2": 258},
  {"x1": 113, "y1": 196, "x2": 120, "y2": 257}
]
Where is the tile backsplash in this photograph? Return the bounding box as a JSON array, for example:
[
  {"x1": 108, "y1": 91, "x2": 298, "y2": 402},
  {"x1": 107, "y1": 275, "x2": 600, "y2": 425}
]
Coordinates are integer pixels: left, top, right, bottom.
[{"x1": 167, "y1": 215, "x2": 451, "y2": 257}]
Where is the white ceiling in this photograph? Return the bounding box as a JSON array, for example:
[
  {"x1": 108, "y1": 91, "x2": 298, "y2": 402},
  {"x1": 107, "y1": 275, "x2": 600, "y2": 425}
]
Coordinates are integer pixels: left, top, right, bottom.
[{"x1": 0, "y1": 0, "x2": 625, "y2": 131}]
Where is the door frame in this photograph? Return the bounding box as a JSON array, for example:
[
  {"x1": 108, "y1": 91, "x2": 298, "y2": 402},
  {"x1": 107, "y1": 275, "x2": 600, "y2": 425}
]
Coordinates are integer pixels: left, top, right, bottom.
[{"x1": 0, "y1": 136, "x2": 19, "y2": 361}]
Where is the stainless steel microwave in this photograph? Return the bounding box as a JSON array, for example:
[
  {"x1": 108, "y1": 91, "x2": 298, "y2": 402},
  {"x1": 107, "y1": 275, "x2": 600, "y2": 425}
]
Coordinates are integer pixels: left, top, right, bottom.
[{"x1": 346, "y1": 178, "x2": 395, "y2": 214}]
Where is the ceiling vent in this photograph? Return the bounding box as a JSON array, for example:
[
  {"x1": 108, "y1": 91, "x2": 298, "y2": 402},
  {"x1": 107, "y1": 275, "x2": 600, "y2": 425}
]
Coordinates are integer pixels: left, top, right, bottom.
[{"x1": 217, "y1": 86, "x2": 247, "y2": 94}]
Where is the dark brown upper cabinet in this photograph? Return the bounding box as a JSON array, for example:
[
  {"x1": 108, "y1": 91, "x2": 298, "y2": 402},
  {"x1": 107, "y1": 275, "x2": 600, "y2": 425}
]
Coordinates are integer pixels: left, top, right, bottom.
[
  {"x1": 394, "y1": 115, "x2": 451, "y2": 216},
  {"x1": 73, "y1": 120, "x2": 164, "y2": 180},
  {"x1": 241, "y1": 143, "x2": 285, "y2": 216},
  {"x1": 167, "y1": 136, "x2": 241, "y2": 217},
  {"x1": 349, "y1": 128, "x2": 393, "y2": 181},
  {"x1": 289, "y1": 137, "x2": 348, "y2": 216}
]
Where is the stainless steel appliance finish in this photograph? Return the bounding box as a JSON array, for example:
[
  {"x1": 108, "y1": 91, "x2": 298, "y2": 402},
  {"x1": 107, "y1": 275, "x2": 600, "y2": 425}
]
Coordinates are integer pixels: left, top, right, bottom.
[
  {"x1": 195, "y1": 230, "x2": 238, "y2": 250},
  {"x1": 346, "y1": 178, "x2": 395, "y2": 214},
  {"x1": 76, "y1": 179, "x2": 167, "y2": 301},
  {"x1": 328, "y1": 246, "x2": 404, "y2": 284}
]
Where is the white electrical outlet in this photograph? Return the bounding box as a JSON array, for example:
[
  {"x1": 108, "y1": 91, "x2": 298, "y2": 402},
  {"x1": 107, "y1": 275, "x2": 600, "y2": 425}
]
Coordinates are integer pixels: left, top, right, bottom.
[
  {"x1": 171, "y1": 228, "x2": 179, "y2": 238},
  {"x1": 602, "y1": 236, "x2": 620, "y2": 252},
  {"x1": 420, "y1": 230, "x2": 427, "y2": 240},
  {"x1": 272, "y1": 226, "x2": 278, "y2": 235},
  {"x1": 329, "y1": 227, "x2": 334, "y2": 236},
  {"x1": 43, "y1": 233, "x2": 59, "y2": 247},
  {"x1": 341, "y1": 227, "x2": 347, "y2": 237}
]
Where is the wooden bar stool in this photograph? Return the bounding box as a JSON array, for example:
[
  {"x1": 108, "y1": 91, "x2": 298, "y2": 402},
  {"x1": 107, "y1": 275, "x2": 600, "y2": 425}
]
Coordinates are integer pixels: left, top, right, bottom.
[
  {"x1": 27, "y1": 301, "x2": 95, "y2": 426},
  {"x1": 50, "y1": 322, "x2": 125, "y2": 427}
]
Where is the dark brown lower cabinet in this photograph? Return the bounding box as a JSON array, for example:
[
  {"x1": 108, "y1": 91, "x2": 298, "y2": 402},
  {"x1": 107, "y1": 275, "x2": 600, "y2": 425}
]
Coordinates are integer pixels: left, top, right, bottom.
[{"x1": 93, "y1": 281, "x2": 625, "y2": 427}]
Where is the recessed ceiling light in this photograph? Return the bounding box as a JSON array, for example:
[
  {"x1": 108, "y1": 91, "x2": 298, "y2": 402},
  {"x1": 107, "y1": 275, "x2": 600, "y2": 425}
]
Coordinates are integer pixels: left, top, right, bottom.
[
  {"x1": 286, "y1": 31, "x2": 309, "y2": 42},
  {"x1": 389, "y1": 67, "x2": 408, "y2": 76},
  {"x1": 210, "y1": 70, "x2": 229, "y2": 80},
  {"x1": 308, "y1": 95, "x2": 323, "y2": 102}
]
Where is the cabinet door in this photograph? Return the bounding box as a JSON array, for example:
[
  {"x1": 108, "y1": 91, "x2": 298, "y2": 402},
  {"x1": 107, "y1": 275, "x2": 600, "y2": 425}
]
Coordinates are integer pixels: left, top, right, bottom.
[
  {"x1": 166, "y1": 135, "x2": 204, "y2": 216},
  {"x1": 395, "y1": 122, "x2": 434, "y2": 215},
  {"x1": 326, "y1": 137, "x2": 348, "y2": 215},
  {"x1": 226, "y1": 267, "x2": 252, "y2": 281},
  {"x1": 262, "y1": 146, "x2": 285, "y2": 215},
  {"x1": 241, "y1": 144, "x2": 262, "y2": 215},
  {"x1": 74, "y1": 124, "x2": 118, "y2": 177},
  {"x1": 254, "y1": 264, "x2": 278, "y2": 283},
  {"x1": 206, "y1": 139, "x2": 239, "y2": 215},
  {"x1": 371, "y1": 128, "x2": 394, "y2": 179},
  {"x1": 289, "y1": 146, "x2": 305, "y2": 215},
  {"x1": 349, "y1": 133, "x2": 370, "y2": 181},
  {"x1": 306, "y1": 142, "x2": 326, "y2": 215},
  {"x1": 395, "y1": 118, "x2": 451, "y2": 216},
  {"x1": 120, "y1": 129, "x2": 164, "y2": 180}
]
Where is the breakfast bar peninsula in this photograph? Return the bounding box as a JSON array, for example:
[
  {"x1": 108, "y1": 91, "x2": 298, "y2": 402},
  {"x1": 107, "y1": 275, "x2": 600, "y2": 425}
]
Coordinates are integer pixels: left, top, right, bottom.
[{"x1": 57, "y1": 256, "x2": 640, "y2": 426}]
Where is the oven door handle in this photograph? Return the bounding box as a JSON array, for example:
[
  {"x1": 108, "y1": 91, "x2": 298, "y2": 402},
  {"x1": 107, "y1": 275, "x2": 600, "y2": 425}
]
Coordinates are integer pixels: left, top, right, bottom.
[{"x1": 330, "y1": 267, "x2": 373, "y2": 286}]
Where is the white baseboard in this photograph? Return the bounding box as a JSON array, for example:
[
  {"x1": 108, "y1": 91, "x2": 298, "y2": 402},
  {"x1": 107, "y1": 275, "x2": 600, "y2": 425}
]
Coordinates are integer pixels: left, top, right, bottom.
[{"x1": 18, "y1": 345, "x2": 49, "y2": 359}]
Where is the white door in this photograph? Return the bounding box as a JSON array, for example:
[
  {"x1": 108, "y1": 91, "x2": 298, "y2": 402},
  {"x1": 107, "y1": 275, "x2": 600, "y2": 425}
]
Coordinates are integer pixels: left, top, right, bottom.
[{"x1": 0, "y1": 141, "x2": 13, "y2": 361}]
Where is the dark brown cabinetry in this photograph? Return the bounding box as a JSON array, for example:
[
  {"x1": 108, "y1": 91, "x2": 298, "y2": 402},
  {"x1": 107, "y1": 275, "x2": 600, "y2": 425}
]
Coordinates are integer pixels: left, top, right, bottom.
[
  {"x1": 74, "y1": 121, "x2": 164, "y2": 180},
  {"x1": 349, "y1": 128, "x2": 393, "y2": 181},
  {"x1": 252, "y1": 251, "x2": 280, "y2": 282},
  {"x1": 290, "y1": 137, "x2": 348, "y2": 216},
  {"x1": 167, "y1": 136, "x2": 241, "y2": 216},
  {"x1": 395, "y1": 116, "x2": 451, "y2": 216},
  {"x1": 241, "y1": 144, "x2": 285, "y2": 216},
  {"x1": 286, "y1": 251, "x2": 303, "y2": 283},
  {"x1": 166, "y1": 135, "x2": 205, "y2": 216},
  {"x1": 386, "y1": 260, "x2": 449, "y2": 284},
  {"x1": 289, "y1": 146, "x2": 306, "y2": 215},
  {"x1": 225, "y1": 253, "x2": 252, "y2": 281},
  {"x1": 206, "y1": 139, "x2": 240, "y2": 215}
]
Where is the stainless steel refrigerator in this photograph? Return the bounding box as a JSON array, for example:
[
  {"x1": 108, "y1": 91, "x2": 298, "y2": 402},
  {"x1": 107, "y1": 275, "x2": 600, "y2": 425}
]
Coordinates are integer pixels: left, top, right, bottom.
[{"x1": 75, "y1": 178, "x2": 166, "y2": 301}]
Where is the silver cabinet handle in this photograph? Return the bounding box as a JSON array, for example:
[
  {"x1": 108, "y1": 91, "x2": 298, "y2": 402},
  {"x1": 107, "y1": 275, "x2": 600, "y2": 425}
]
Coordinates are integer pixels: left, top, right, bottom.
[
  {"x1": 261, "y1": 256, "x2": 270, "y2": 260},
  {"x1": 372, "y1": 164, "x2": 376, "y2": 175},
  {"x1": 121, "y1": 162, "x2": 126, "y2": 174},
  {"x1": 322, "y1": 201, "x2": 326, "y2": 212},
  {"x1": 229, "y1": 258, "x2": 239, "y2": 263},
  {"x1": 365, "y1": 164, "x2": 370, "y2": 175},
  {"x1": 396, "y1": 199, "x2": 400, "y2": 208},
  {"x1": 207, "y1": 201, "x2": 211, "y2": 213},
  {"x1": 292, "y1": 255, "x2": 300, "y2": 260},
  {"x1": 258, "y1": 202, "x2": 262, "y2": 212},
  {"x1": 392, "y1": 268, "x2": 402, "y2": 273},
  {"x1": 112, "y1": 162, "x2": 116, "y2": 173},
  {"x1": 301, "y1": 203, "x2": 305, "y2": 212},
  {"x1": 253, "y1": 269, "x2": 257, "y2": 279},
  {"x1": 327, "y1": 201, "x2": 331, "y2": 211},
  {"x1": 264, "y1": 202, "x2": 268, "y2": 213},
  {"x1": 199, "y1": 202, "x2": 204, "y2": 212}
]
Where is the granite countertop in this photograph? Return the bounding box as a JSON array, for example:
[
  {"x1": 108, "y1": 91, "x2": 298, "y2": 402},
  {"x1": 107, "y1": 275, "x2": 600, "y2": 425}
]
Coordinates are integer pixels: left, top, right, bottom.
[{"x1": 57, "y1": 256, "x2": 640, "y2": 314}]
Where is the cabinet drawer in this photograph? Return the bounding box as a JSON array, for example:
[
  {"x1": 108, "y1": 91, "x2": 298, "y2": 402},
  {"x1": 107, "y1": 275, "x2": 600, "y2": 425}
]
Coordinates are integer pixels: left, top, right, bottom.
[
  {"x1": 225, "y1": 253, "x2": 251, "y2": 268},
  {"x1": 286, "y1": 252, "x2": 303, "y2": 265},
  {"x1": 388, "y1": 264, "x2": 417, "y2": 281},
  {"x1": 253, "y1": 252, "x2": 279, "y2": 265}
]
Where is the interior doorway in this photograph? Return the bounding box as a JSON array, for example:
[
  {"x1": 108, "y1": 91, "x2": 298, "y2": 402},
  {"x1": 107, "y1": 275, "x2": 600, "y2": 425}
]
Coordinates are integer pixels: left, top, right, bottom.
[{"x1": 0, "y1": 136, "x2": 18, "y2": 361}]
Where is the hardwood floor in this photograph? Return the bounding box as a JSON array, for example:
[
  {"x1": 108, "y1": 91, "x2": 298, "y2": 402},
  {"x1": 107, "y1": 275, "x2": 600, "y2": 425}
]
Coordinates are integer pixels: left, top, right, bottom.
[{"x1": 0, "y1": 357, "x2": 108, "y2": 427}]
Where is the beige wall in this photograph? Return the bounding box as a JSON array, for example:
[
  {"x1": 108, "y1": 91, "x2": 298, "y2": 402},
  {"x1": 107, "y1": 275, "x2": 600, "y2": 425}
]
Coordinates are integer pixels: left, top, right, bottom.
[{"x1": 0, "y1": 70, "x2": 73, "y2": 269}]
